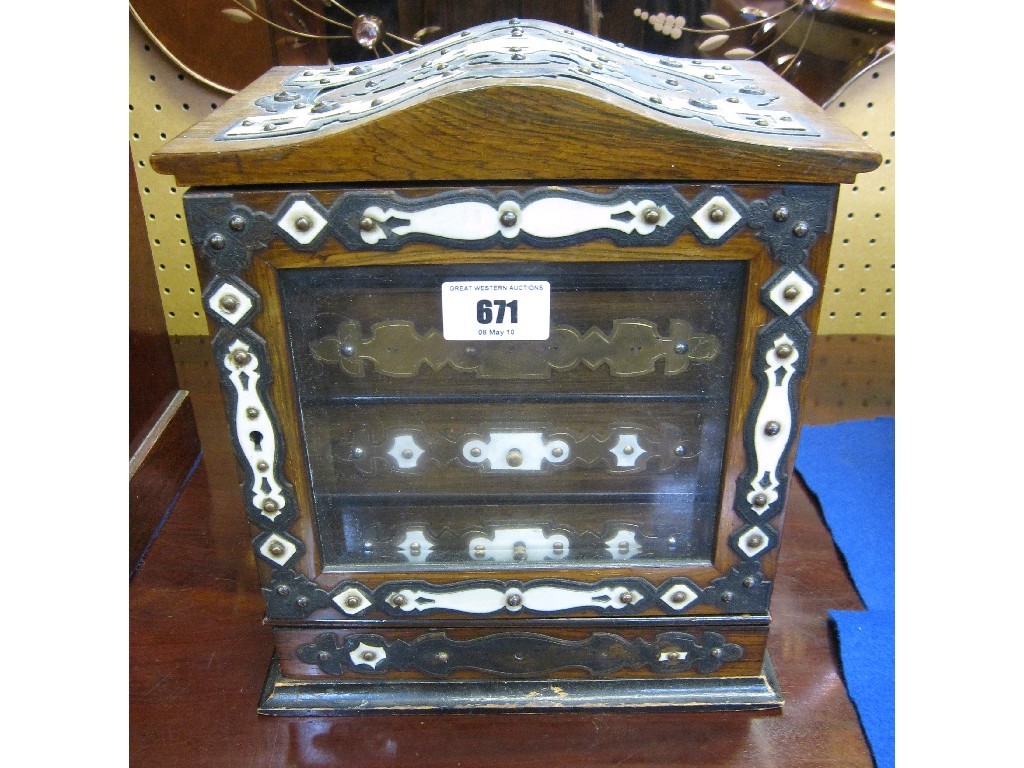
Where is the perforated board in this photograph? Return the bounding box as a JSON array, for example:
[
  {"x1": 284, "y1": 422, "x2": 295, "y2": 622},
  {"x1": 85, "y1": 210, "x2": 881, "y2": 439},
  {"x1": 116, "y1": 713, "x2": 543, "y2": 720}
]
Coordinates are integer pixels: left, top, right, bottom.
[
  {"x1": 129, "y1": 19, "x2": 225, "y2": 336},
  {"x1": 820, "y1": 51, "x2": 895, "y2": 335}
]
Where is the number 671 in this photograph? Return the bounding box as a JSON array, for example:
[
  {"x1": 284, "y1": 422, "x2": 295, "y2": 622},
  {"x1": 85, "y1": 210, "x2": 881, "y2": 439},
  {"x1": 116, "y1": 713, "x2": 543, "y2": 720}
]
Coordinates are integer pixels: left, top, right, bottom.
[{"x1": 476, "y1": 299, "x2": 518, "y2": 324}]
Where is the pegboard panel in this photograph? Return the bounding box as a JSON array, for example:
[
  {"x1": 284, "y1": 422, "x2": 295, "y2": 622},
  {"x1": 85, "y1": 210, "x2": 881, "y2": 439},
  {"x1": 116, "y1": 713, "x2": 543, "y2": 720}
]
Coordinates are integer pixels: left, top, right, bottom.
[
  {"x1": 129, "y1": 19, "x2": 225, "y2": 336},
  {"x1": 820, "y1": 50, "x2": 895, "y2": 335}
]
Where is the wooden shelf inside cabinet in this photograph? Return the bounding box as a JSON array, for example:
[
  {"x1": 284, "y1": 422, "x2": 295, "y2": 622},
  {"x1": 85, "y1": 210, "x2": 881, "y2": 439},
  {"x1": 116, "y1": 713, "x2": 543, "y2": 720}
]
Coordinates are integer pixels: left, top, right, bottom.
[{"x1": 153, "y1": 18, "x2": 880, "y2": 714}]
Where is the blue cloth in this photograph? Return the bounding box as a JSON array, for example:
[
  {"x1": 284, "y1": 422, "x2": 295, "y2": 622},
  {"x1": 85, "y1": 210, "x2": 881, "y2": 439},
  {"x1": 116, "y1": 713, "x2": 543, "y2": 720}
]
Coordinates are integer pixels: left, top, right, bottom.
[{"x1": 795, "y1": 417, "x2": 894, "y2": 768}]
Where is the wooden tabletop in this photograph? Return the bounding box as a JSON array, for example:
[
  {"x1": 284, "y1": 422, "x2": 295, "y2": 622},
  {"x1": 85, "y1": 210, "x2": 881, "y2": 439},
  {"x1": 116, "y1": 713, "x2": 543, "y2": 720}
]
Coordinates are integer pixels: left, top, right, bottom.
[{"x1": 130, "y1": 334, "x2": 891, "y2": 767}]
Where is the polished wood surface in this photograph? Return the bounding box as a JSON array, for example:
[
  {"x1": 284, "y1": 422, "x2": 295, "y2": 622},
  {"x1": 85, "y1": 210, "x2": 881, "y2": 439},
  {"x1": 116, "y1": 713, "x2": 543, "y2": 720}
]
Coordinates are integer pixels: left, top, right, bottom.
[
  {"x1": 129, "y1": 334, "x2": 884, "y2": 766},
  {"x1": 129, "y1": 393, "x2": 201, "y2": 575},
  {"x1": 151, "y1": 55, "x2": 880, "y2": 186}
]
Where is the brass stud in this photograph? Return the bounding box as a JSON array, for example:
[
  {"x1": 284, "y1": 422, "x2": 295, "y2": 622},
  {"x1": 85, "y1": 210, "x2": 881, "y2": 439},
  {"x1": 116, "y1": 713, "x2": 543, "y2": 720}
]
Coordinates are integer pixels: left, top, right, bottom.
[
  {"x1": 618, "y1": 541, "x2": 630, "y2": 554},
  {"x1": 755, "y1": 119, "x2": 769, "y2": 127},
  {"x1": 296, "y1": 596, "x2": 309, "y2": 608},
  {"x1": 742, "y1": 576, "x2": 757, "y2": 588},
  {"x1": 359, "y1": 216, "x2": 376, "y2": 232},
  {"x1": 294, "y1": 215, "x2": 312, "y2": 232},
  {"x1": 208, "y1": 233, "x2": 226, "y2": 250},
  {"x1": 776, "y1": 343, "x2": 793, "y2": 359},
  {"x1": 783, "y1": 285, "x2": 800, "y2": 301},
  {"x1": 470, "y1": 447, "x2": 482, "y2": 458},
  {"x1": 619, "y1": 591, "x2": 634, "y2": 604},
  {"x1": 727, "y1": 96, "x2": 740, "y2": 103},
  {"x1": 474, "y1": 544, "x2": 486, "y2": 555},
  {"x1": 218, "y1": 294, "x2": 239, "y2": 313},
  {"x1": 708, "y1": 206, "x2": 726, "y2": 223},
  {"x1": 256, "y1": 460, "x2": 269, "y2": 472},
  {"x1": 552, "y1": 542, "x2": 564, "y2": 553},
  {"x1": 711, "y1": 647, "x2": 723, "y2": 658},
  {"x1": 623, "y1": 444, "x2": 634, "y2": 455},
  {"x1": 362, "y1": 651, "x2": 376, "y2": 662},
  {"x1": 667, "y1": 651, "x2": 681, "y2": 662},
  {"x1": 551, "y1": 446, "x2": 564, "y2": 458},
  {"x1": 792, "y1": 221, "x2": 809, "y2": 237},
  {"x1": 409, "y1": 542, "x2": 421, "y2": 556},
  {"x1": 352, "y1": 447, "x2": 365, "y2": 459},
  {"x1": 499, "y1": 210, "x2": 518, "y2": 227},
  {"x1": 345, "y1": 595, "x2": 362, "y2": 608},
  {"x1": 747, "y1": 534, "x2": 765, "y2": 548},
  {"x1": 392, "y1": 594, "x2": 407, "y2": 606},
  {"x1": 268, "y1": 541, "x2": 285, "y2": 557},
  {"x1": 363, "y1": 541, "x2": 373, "y2": 552},
  {"x1": 436, "y1": 651, "x2": 449, "y2": 662},
  {"x1": 764, "y1": 421, "x2": 781, "y2": 436},
  {"x1": 506, "y1": 448, "x2": 524, "y2": 468},
  {"x1": 318, "y1": 650, "x2": 332, "y2": 662},
  {"x1": 229, "y1": 215, "x2": 245, "y2": 231},
  {"x1": 506, "y1": 593, "x2": 523, "y2": 607},
  {"x1": 512, "y1": 543, "x2": 527, "y2": 562},
  {"x1": 232, "y1": 349, "x2": 251, "y2": 367},
  {"x1": 774, "y1": 206, "x2": 789, "y2": 222},
  {"x1": 262, "y1": 499, "x2": 279, "y2": 515},
  {"x1": 753, "y1": 492, "x2": 768, "y2": 507},
  {"x1": 674, "y1": 341, "x2": 688, "y2": 355},
  {"x1": 649, "y1": 95, "x2": 662, "y2": 104},
  {"x1": 511, "y1": 53, "x2": 525, "y2": 61},
  {"x1": 642, "y1": 207, "x2": 661, "y2": 225},
  {"x1": 341, "y1": 344, "x2": 356, "y2": 357},
  {"x1": 246, "y1": 407, "x2": 259, "y2": 420},
  {"x1": 276, "y1": 585, "x2": 290, "y2": 596},
  {"x1": 674, "y1": 445, "x2": 686, "y2": 457},
  {"x1": 720, "y1": 591, "x2": 734, "y2": 603},
  {"x1": 670, "y1": 591, "x2": 687, "y2": 604},
  {"x1": 402, "y1": 448, "x2": 414, "y2": 460}
]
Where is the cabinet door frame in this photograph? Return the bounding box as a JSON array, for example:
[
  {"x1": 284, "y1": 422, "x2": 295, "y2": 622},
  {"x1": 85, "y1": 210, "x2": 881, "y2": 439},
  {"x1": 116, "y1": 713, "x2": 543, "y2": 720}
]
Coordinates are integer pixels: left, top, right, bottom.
[{"x1": 186, "y1": 182, "x2": 836, "y2": 624}]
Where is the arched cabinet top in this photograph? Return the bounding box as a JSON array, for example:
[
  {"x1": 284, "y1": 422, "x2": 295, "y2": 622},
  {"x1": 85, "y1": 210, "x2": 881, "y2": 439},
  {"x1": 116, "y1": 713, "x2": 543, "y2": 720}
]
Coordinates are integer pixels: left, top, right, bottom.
[{"x1": 151, "y1": 19, "x2": 880, "y2": 186}]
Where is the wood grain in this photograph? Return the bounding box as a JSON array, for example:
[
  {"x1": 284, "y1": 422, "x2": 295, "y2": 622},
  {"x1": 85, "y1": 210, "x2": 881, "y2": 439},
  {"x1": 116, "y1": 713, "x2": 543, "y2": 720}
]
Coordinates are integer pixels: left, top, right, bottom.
[{"x1": 151, "y1": 62, "x2": 881, "y2": 186}]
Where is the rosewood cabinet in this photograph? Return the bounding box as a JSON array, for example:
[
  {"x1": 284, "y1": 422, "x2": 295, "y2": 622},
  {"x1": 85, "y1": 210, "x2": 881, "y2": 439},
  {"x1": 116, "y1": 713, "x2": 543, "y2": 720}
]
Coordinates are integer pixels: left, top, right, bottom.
[{"x1": 152, "y1": 19, "x2": 879, "y2": 714}]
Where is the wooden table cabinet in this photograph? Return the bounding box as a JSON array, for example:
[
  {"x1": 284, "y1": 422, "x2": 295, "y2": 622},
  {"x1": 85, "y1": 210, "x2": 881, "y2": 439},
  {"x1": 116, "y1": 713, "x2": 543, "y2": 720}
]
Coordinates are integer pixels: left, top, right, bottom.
[{"x1": 152, "y1": 19, "x2": 879, "y2": 714}]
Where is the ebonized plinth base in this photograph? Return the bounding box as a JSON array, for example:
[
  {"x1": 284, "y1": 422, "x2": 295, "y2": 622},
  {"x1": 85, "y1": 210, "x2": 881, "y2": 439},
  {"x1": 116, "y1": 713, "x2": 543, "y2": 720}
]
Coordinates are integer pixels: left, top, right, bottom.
[{"x1": 257, "y1": 652, "x2": 783, "y2": 715}]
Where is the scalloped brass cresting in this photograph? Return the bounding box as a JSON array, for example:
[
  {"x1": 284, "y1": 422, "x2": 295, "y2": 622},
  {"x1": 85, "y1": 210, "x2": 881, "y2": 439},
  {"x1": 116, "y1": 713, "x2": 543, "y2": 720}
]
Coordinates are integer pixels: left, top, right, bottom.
[{"x1": 311, "y1": 318, "x2": 721, "y2": 379}]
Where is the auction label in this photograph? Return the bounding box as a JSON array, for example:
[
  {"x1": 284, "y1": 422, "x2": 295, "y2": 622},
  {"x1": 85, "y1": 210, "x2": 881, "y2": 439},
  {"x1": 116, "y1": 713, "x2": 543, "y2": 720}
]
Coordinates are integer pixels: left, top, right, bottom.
[{"x1": 441, "y1": 281, "x2": 550, "y2": 340}]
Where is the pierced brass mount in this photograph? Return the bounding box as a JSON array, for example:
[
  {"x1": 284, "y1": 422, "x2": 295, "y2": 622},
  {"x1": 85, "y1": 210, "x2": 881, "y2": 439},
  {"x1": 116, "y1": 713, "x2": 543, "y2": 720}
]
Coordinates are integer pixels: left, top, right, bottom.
[{"x1": 311, "y1": 319, "x2": 721, "y2": 379}]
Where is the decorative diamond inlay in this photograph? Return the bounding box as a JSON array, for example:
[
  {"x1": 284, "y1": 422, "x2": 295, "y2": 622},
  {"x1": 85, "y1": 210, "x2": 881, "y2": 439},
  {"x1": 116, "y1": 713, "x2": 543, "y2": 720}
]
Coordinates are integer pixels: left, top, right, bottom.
[
  {"x1": 659, "y1": 583, "x2": 699, "y2": 611},
  {"x1": 737, "y1": 526, "x2": 771, "y2": 558},
  {"x1": 207, "y1": 281, "x2": 253, "y2": 325},
  {"x1": 767, "y1": 270, "x2": 814, "y2": 316},
  {"x1": 258, "y1": 533, "x2": 298, "y2": 566},
  {"x1": 691, "y1": 195, "x2": 741, "y2": 240},
  {"x1": 277, "y1": 199, "x2": 328, "y2": 244},
  {"x1": 332, "y1": 587, "x2": 372, "y2": 615}
]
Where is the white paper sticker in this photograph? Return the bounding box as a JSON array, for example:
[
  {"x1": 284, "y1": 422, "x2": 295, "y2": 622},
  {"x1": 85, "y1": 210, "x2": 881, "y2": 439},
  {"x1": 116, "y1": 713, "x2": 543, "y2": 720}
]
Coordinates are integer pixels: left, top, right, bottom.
[{"x1": 441, "y1": 281, "x2": 550, "y2": 340}]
